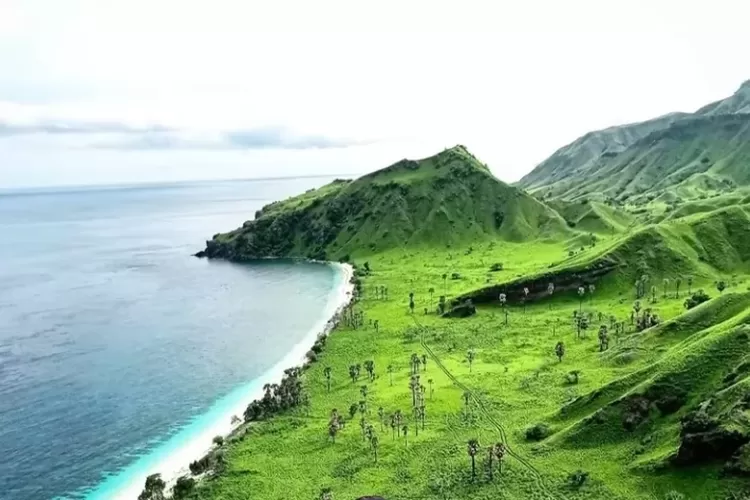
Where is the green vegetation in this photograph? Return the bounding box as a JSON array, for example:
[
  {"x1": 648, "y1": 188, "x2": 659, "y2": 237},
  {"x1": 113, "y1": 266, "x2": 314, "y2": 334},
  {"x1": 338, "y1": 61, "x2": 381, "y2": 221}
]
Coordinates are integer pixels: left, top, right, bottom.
[
  {"x1": 168, "y1": 83, "x2": 750, "y2": 499},
  {"x1": 519, "y1": 81, "x2": 750, "y2": 206}
]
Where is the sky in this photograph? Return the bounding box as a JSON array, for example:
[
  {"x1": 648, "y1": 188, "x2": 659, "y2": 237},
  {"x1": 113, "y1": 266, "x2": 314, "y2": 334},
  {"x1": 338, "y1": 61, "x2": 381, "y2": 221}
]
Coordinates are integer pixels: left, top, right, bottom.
[{"x1": 1, "y1": 0, "x2": 749, "y2": 189}]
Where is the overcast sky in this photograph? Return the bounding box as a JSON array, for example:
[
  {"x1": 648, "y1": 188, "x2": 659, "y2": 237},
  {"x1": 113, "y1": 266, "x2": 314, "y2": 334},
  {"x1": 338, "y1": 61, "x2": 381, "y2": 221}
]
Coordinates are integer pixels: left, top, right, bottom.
[{"x1": 1, "y1": 0, "x2": 749, "y2": 188}]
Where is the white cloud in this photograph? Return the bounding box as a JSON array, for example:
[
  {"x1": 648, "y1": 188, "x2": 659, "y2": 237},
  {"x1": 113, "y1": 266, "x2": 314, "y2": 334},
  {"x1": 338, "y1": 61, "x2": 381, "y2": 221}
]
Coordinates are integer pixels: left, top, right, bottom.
[{"x1": 1, "y1": 0, "x2": 750, "y2": 187}]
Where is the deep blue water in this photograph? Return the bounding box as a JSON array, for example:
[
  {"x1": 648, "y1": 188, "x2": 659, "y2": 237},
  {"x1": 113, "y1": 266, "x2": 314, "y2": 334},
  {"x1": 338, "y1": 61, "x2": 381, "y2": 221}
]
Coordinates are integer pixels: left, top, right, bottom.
[{"x1": 0, "y1": 178, "x2": 340, "y2": 500}]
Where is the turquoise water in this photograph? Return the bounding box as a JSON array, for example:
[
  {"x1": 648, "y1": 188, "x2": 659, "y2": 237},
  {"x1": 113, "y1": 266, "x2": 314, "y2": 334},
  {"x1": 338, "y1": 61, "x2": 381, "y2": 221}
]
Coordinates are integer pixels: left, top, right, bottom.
[{"x1": 0, "y1": 178, "x2": 340, "y2": 500}]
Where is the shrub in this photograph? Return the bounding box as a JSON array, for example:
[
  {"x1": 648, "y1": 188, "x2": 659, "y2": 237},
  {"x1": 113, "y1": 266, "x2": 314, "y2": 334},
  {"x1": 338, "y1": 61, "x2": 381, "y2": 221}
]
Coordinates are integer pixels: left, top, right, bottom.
[
  {"x1": 567, "y1": 469, "x2": 589, "y2": 488},
  {"x1": 450, "y1": 272, "x2": 461, "y2": 280},
  {"x1": 173, "y1": 476, "x2": 196, "y2": 499},
  {"x1": 565, "y1": 370, "x2": 581, "y2": 385},
  {"x1": 525, "y1": 423, "x2": 552, "y2": 441},
  {"x1": 213, "y1": 435, "x2": 224, "y2": 447},
  {"x1": 664, "y1": 491, "x2": 685, "y2": 500},
  {"x1": 489, "y1": 263, "x2": 504, "y2": 272},
  {"x1": 684, "y1": 289, "x2": 710, "y2": 310}
]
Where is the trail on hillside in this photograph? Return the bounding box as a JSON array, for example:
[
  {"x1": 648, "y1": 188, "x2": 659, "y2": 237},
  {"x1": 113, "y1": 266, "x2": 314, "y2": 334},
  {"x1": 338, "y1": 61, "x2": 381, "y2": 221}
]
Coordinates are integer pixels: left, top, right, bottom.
[{"x1": 411, "y1": 315, "x2": 565, "y2": 500}]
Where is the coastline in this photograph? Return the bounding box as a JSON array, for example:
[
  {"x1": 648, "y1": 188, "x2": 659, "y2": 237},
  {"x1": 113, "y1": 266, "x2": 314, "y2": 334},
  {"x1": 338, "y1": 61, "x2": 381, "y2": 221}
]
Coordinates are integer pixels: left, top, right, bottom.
[{"x1": 101, "y1": 261, "x2": 354, "y2": 500}]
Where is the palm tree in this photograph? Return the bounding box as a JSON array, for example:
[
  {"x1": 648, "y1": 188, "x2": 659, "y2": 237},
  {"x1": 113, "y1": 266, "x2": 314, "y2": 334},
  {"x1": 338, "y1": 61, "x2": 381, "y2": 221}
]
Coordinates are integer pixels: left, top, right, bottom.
[
  {"x1": 466, "y1": 349, "x2": 476, "y2": 372},
  {"x1": 348, "y1": 365, "x2": 357, "y2": 383},
  {"x1": 387, "y1": 364, "x2": 394, "y2": 386},
  {"x1": 374, "y1": 319, "x2": 379, "y2": 333},
  {"x1": 371, "y1": 434, "x2": 379, "y2": 463},
  {"x1": 675, "y1": 277, "x2": 682, "y2": 299},
  {"x1": 402, "y1": 425, "x2": 409, "y2": 446},
  {"x1": 462, "y1": 391, "x2": 471, "y2": 414},
  {"x1": 687, "y1": 275, "x2": 694, "y2": 295},
  {"x1": 547, "y1": 282, "x2": 555, "y2": 310},
  {"x1": 428, "y1": 378, "x2": 434, "y2": 400},
  {"x1": 598, "y1": 325, "x2": 608, "y2": 351},
  {"x1": 359, "y1": 417, "x2": 366, "y2": 441},
  {"x1": 555, "y1": 341, "x2": 565, "y2": 362},
  {"x1": 390, "y1": 414, "x2": 396, "y2": 439},
  {"x1": 409, "y1": 292, "x2": 415, "y2": 314},
  {"x1": 493, "y1": 442, "x2": 506, "y2": 474},
  {"x1": 467, "y1": 439, "x2": 480, "y2": 480},
  {"x1": 442, "y1": 273, "x2": 448, "y2": 295},
  {"x1": 328, "y1": 421, "x2": 339, "y2": 444},
  {"x1": 364, "y1": 360, "x2": 375, "y2": 381},
  {"x1": 419, "y1": 404, "x2": 426, "y2": 430},
  {"x1": 377, "y1": 407, "x2": 384, "y2": 430},
  {"x1": 650, "y1": 285, "x2": 657, "y2": 304},
  {"x1": 395, "y1": 409, "x2": 403, "y2": 436},
  {"x1": 577, "y1": 286, "x2": 585, "y2": 313},
  {"x1": 323, "y1": 366, "x2": 332, "y2": 392},
  {"x1": 588, "y1": 284, "x2": 595, "y2": 305},
  {"x1": 522, "y1": 287, "x2": 530, "y2": 314},
  {"x1": 421, "y1": 354, "x2": 428, "y2": 371},
  {"x1": 663, "y1": 278, "x2": 669, "y2": 299},
  {"x1": 428, "y1": 287, "x2": 435, "y2": 305},
  {"x1": 498, "y1": 293, "x2": 508, "y2": 325},
  {"x1": 633, "y1": 300, "x2": 642, "y2": 321},
  {"x1": 487, "y1": 445, "x2": 494, "y2": 480},
  {"x1": 349, "y1": 403, "x2": 358, "y2": 419}
]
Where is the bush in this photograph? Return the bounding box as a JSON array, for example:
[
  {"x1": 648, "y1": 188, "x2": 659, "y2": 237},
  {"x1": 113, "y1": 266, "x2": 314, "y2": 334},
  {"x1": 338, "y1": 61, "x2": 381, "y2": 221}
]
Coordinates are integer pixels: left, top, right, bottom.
[
  {"x1": 489, "y1": 263, "x2": 504, "y2": 272},
  {"x1": 684, "y1": 289, "x2": 710, "y2": 310},
  {"x1": 565, "y1": 370, "x2": 581, "y2": 385},
  {"x1": 173, "y1": 476, "x2": 196, "y2": 499},
  {"x1": 664, "y1": 491, "x2": 685, "y2": 500},
  {"x1": 450, "y1": 272, "x2": 461, "y2": 280},
  {"x1": 567, "y1": 469, "x2": 589, "y2": 488},
  {"x1": 525, "y1": 423, "x2": 552, "y2": 441},
  {"x1": 213, "y1": 435, "x2": 224, "y2": 447}
]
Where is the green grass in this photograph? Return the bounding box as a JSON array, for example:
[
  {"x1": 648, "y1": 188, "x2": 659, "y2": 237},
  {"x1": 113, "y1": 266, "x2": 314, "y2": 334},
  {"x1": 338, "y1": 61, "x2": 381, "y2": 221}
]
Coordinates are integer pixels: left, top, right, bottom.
[
  {"x1": 185, "y1": 143, "x2": 750, "y2": 500},
  {"x1": 188, "y1": 234, "x2": 750, "y2": 500}
]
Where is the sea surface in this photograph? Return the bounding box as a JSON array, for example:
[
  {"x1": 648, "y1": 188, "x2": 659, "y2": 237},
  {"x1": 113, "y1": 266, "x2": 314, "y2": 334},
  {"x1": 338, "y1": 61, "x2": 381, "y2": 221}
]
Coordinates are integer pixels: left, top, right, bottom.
[{"x1": 0, "y1": 177, "x2": 342, "y2": 500}]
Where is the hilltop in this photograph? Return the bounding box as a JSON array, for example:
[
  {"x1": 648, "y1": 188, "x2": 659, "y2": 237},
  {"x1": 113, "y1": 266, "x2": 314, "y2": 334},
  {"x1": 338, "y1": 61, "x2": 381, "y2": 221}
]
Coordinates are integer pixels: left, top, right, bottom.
[
  {"x1": 519, "y1": 80, "x2": 750, "y2": 204},
  {"x1": 198, "y1": 145, "x2": 570, "y2": 261}
]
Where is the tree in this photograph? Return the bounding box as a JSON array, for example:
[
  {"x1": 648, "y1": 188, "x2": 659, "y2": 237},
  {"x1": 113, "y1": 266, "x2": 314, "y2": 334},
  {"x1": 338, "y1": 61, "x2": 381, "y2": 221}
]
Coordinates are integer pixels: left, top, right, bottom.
[
  {"x1": 522, "y1": 287, "x2": 530, "y2": 314},
  {"x1": 387, "y1": 364, "x2": 394, "y2": 386},
  {"x1": 598, "y1": 325, "x2": 609, "y2": 352},
  {"x1": 633, "y1": 300, "x2": 642, "y2": 322},
  {"x1": 324, "y1": 366, "x2": 332, "y2": 392},
  {"x1": 374, "y1": 319, "x2": 379, "y2": 333},
  {"x1": 555, "y1": 342, "x2": 565, "y2": 362},
  {"x1": 378, "y1": 407, "x2": 385, "y2": 430},
  {"x1": 409, "y1": 375, "x2": 420, "y2": 407},
  {"x1": 421, "y1": 354, "x2": 428, "y2": 371},
  {"x1": 348, "y1": 365, "x2": 357, "y2": 383},
  {"x1": 360, "y1": 385, "x2": 368, "y2": 402},
  {"x1": 213, "y1": 435, "x2": 224, "y2": 447},
  {"x1": 547, "y1": 282, "x2": 555, "y2": 310},
  {"x1": 402, "y1": 425, "x2": 409, "y2": 446},
  {"x1": 172, "y1": 476, "x2": 195, "y2": 500},
  {"x1": 409, "y1": 291, "x2": 415, "y2": 314},
  {"x1": 467, "y1": 439, "x2": 480, "y2": 480},
  {"x1": 428, "y1": 378, "x2": 434, "y2": 400},
  {"x1": 578, "y1": 316, "x2": 589, "y2": 338},
  {"x1": 138, "y1": 474, "x2": 166, "y2": 500},
  {"x1": 493, "y1": 442, "x2": 506, "y2": 474},
  {"x1": 499, "y1": 293, "x2": 508, "y2": 325},
  {"x1": 717, "y1": 280, "x2": 727, "y2": 294},
  {"x1": 371, "y1": 434, "x2": 379, "y2": 463},
  {"x1": 675, "y1": 277, "x2": 682, "y2": 298},
  {"x1": 577, "y1": 286, "x2": 585, "y2": 312},
  {"x1": 428, "y1": 287, "x2": 435, "y2": 305},
  {"x1": 651, "y1": 285, "x2": 657, "y2": 304},
  {"x1": 349, "y1": 403, "x2": 358, "y2": 419},
  {"x1": 687, "y1": 275, "x2": 694, "y2": 295},
  {"x1": 466, "y1": 349, "x2": 476, "y2": 373},
  {"x1": 442, "y1": 273, "x2": 448, "y2": 295},
  {"x1": 588, "y1": 284, "x2": 596, "y2": 305},
  {"x1": 364, "y1": 360, "x2": 375, "y2": 382},
  {"x1": 663, "y1": 278, "x2": 670, "y2": 299},
  {"x1": 462, "y1": 391, "x2": 471, "y2": 414}
]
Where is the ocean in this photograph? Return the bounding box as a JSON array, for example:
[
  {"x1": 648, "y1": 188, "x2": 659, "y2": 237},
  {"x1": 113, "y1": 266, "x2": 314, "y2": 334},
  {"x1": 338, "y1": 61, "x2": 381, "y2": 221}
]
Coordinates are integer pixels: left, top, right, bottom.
[{"x1": 0, "y1": 177, "x2": 346, "y2": 500}]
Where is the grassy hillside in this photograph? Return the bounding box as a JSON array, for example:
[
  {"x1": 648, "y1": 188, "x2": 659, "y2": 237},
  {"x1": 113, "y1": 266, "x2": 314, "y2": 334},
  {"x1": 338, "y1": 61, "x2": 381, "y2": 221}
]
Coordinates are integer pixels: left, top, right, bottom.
[
  {"x1": 170, "y1": 130, "x2": 750, "y2": 500},
  {"x1": 518, "y1": 80, "x2": 750, "y2": 205},
  {"x1": 198, "y1": 146, "x2": 570, "y2": 261}
]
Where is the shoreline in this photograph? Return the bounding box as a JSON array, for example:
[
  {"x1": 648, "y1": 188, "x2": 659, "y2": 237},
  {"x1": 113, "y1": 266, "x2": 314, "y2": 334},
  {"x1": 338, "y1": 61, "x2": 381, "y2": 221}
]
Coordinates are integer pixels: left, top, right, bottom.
[{"x1": 101, "y1": 261, "x2": 354, "y2": 500}]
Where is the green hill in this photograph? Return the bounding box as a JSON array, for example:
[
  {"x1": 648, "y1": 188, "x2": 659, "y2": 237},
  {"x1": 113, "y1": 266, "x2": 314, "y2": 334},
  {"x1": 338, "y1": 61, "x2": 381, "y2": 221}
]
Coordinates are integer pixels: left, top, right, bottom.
[
  {"x1": 198, "y1": 145, "x2": 571, "y2": 261},
  {"x1": 519, "y1": 81, "x2": 750, "y2": 204},
  {"x1": 179, "y1": 87, "x2": 750, "y2": 500}
]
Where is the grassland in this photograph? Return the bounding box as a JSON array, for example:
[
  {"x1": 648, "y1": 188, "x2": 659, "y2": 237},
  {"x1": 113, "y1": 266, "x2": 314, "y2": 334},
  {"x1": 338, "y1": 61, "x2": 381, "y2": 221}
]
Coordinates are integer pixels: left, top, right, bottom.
[
  {"x1": 182, "y1": 134, "x2": 750, "y2": 500},
  {"x1": 188, "y1": 227, "x2": 750, "y2": 499}
]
